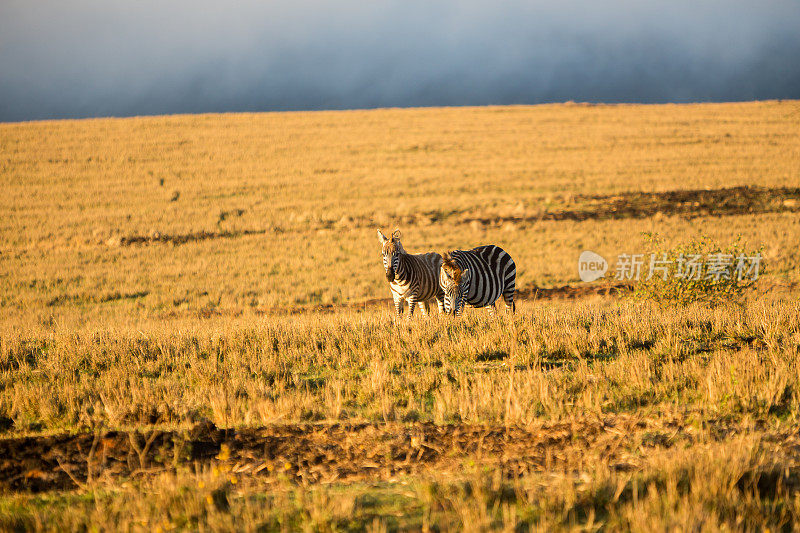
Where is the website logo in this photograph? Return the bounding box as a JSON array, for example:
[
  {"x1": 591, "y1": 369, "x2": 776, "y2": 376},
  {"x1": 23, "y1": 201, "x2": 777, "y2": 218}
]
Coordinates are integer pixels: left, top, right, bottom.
[{"x1": 579, "y1": 250, "x2": 608, "y2": 282}]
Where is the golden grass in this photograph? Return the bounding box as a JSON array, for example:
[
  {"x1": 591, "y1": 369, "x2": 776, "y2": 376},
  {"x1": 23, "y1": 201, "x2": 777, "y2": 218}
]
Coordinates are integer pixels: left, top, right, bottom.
[
  {"x1": 2, "y1": 298, "x2": 799, "y2": 432},
  {"x1": 1, "y1": 100, "x2": 800, "y2": 530},
  {"x1": 2, "y1": 101, "x2": 799, "y2": 322}
]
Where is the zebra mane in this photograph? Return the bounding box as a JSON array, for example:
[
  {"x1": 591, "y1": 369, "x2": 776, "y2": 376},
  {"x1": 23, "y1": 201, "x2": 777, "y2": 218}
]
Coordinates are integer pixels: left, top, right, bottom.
[
  {"x1": 441, "y1": 252, "x2": 463, "y2": 282},
  {"x1": 383, "y1": 240, "x2": 406, "y2": 255}
]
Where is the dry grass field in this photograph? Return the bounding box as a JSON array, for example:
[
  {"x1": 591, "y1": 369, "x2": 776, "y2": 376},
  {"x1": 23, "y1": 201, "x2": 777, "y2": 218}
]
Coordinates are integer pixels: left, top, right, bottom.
[{"x1": 1, "y1": 100, "x2": 800, "y2": 530}]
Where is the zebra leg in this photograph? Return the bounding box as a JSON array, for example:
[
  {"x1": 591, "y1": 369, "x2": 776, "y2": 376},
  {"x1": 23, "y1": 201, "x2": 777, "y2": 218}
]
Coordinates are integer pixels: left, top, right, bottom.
[
  {"x1": 503, "y1": 281, "x2": 516, "y2": 314},
  {"x1": 503, "y1": 293, "x2": 516, "y2": 314},
  {"x1": 418, "y1": 301, "x2": 430, "y2": 316},
  {"x1": 406, "y1": 297, "x2": 417, "y2": 320},
  {"x1": 486, "y1": 302, "x2": 497, "y2": 316},
  {"x1": 393, "y1": 294, "x2": 404, "y2": 316},
  {"x1": 435, "y1": 289, "x2": 445, "y2": 314}
]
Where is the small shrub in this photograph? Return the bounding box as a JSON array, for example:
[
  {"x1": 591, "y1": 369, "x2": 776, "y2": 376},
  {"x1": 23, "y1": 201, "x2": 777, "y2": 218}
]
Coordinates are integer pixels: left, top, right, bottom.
[{"x1": 630, "y1": 233, "x2": 763, "y2": 306}]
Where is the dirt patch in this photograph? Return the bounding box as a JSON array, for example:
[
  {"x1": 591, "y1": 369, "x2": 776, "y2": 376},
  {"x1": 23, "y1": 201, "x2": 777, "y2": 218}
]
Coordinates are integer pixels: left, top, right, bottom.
[
  {"x1": 517, "y1": 283, "x2": 632, "y2": 300},
  {"x1": 113, "y1": 229, "x2": 266, "y2": 247},
  {"x1": 0, "y1": 418, "x2": 667, "y2": 493},
  {"x1": 3, "y1": 418, "x2": 799, "y2": 493},
  {"x1": 258, "y1": 283, "x2": 632, "y2": 315},
  {"x1": 47, "y1": 290, "x2": 151, "y2": 307},
  {"x1": 462, "y1": 186, "x2": 800, "y2": 226},
  {"x1": 290, "y1": 280, "x2": 796, "y2": 317},
  {"x1": 319, "y1": 186, "x2": 800, "y2": 230}
]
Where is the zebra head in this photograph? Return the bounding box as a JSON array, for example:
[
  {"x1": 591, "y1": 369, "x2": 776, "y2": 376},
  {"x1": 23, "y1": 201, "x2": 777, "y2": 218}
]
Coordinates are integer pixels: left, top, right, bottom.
[
  {"x1": 377, "y1": 228, "x2": 403, "y2": 282},
  {"x1": 440, "y1": 253, "x2": 470, "y2": 316}
]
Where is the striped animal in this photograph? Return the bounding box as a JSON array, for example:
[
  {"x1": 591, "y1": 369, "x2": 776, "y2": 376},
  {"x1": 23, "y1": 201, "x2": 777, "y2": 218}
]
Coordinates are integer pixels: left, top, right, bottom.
[
  {"x1": 440, "y1": 245, "x2": 516, "y2": 316},
  {"x1": 378, "y1": 229, "x2": 444, "y2": 318}
]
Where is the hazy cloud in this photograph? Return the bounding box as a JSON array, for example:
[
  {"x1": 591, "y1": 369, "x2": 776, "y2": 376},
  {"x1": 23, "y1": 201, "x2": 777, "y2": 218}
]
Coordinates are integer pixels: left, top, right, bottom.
[{"x1": 1, "y1": 0, "x2": 798, "y2": 121}]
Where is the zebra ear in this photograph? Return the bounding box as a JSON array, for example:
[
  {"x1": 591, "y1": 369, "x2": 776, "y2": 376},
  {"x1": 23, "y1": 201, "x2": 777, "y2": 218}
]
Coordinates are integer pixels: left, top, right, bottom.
[
  {"x1": 391, "y1": 229, "x2": 401, "y2": 241},
  {"x1": 377, "y1": 229, "x2": 388, "y2": 244}
]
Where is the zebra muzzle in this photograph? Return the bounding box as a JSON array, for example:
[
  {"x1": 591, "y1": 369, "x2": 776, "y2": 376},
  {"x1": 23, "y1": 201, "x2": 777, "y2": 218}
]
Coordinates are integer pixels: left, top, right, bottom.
[{"x1": 385, "y1": 268, "x2": 395, "y2": 281}]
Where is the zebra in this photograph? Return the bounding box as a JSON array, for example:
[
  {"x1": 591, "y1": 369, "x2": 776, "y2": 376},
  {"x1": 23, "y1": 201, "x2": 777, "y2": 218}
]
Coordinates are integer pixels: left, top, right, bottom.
[
  {"x1": 440, "y1": 245, "x2": 516, "y2": 316},
  {"x1": 378, "y1": 229, "x2": 445, "y2": 318}
]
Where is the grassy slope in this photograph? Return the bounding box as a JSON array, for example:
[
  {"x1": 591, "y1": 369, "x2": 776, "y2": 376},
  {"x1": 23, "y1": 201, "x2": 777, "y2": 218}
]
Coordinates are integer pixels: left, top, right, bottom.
[
  {"x1": 1, "y1": 101, "x2": 799, "y2": 322},
  {"x1": 1, "y1": 101, "x2": 800, "y2": 530}
]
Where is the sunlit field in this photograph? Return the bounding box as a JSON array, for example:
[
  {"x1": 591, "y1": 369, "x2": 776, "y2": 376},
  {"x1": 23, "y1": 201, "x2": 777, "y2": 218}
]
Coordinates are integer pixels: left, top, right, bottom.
[{"x1": 1, "y1": 101, "x2": 800, "y2": 530}]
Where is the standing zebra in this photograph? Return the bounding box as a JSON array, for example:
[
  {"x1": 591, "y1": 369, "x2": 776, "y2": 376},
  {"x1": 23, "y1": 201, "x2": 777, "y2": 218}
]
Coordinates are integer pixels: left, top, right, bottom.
[
  {"x1": 378, "y1": 229, "x2": 444, "y2": 318},
  {"x1": 440, "y1": 245, "x2": 516, "y2": 316}
]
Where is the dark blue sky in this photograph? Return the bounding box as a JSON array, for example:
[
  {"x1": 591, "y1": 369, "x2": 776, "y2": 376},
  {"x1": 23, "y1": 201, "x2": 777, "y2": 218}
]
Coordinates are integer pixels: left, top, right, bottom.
[{"x1": 1, "y1": 0, "x2": 799, "y2": 122}]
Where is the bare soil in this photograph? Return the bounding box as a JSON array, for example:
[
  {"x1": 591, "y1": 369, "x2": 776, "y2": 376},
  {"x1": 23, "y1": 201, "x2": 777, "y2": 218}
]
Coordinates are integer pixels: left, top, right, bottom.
[
  {"x1": 463, "y1": 186, "x2": 800, "y2": 225},
  {"x1": 3, "y1": 417, "x2": 798, "y2": 493}
]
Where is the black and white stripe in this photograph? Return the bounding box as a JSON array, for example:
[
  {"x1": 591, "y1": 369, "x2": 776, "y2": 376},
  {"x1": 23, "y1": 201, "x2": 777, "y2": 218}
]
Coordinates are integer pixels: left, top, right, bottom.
[
  {"x1": 378, "y1": 229, "x2": 444, "y2": 318},
  {"x1": 440, "y1": 245, "x2": 516, "y2": 316}
]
